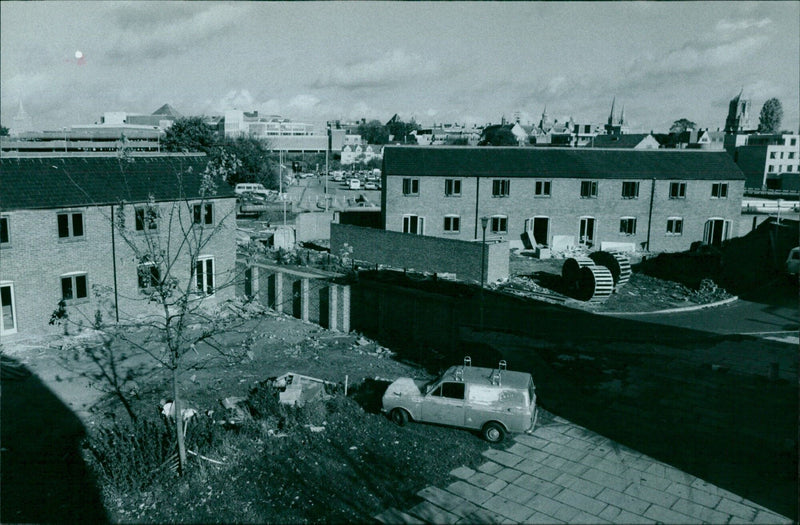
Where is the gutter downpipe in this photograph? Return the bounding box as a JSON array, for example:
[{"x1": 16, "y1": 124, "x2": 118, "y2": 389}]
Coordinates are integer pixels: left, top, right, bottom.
[
  {"x1": 646, "y1": 178, "x2": 655, "y2": 252},
  {"x1": 111, "y1": 205, "x2": 120, "y2": 323},
  {"x1": 474, "y1": 176, "x2": 481, "y2": 239}
]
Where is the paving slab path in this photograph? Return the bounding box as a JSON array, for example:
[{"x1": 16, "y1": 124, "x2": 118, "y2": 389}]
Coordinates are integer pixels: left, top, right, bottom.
[{"x1": 376, "y1": 416, "x2": 793, "y2": 524}]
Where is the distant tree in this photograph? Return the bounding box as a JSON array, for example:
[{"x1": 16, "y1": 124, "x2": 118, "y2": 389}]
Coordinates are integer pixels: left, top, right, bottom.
[
  {"x1": 758, "y1": 98, "x2": 783, "y2": 133},
  {"x1": 163, "y1": 117, "x2": 218, "y2": 153},
  {"x1": 386, "y1": 116, "x2": 420, "y2": 144},
  {"x1": 357, "y1": 120, "x2": 389, "y2": 145},
  {"x1": 669, "y1": 119, "x2": 697, "y2": 134},
  {"x1": 0, "y1": 125, "x2": 9, "y2": 136},
  {"x1": 217, "y1": 136, "x2": 276, "y2": 188},
  {"x1": 479, "y1": 125, "x2": 517, "y2": 146},
  {"x1": 445, "y1": 137, "x2": 469, "y2": 146}
]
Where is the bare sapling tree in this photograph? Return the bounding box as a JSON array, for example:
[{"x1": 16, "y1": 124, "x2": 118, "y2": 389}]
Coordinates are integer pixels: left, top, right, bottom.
[{"x1": 55, "y1": 151, "x2": 256, "y2": 475}]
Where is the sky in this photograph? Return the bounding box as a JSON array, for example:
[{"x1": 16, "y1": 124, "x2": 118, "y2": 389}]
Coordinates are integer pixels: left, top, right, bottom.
[{"x1": 2, "y1": 1, "x2": 799, "y2": 134}]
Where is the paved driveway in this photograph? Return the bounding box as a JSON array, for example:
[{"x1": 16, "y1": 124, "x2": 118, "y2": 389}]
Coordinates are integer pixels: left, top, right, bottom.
[{"x1": 376, "y1": 416, "x2": 792, "y2": 524}]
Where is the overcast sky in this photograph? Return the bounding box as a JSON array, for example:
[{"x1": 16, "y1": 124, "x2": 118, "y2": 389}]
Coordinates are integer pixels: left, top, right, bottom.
[{"x1": 2, "y1": 1, "x2": 798, "y2": 133}]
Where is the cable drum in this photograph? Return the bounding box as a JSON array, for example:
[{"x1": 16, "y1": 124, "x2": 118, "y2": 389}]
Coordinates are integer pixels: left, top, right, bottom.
[
  {"x1": 576, "y1": 264, "x2": 614, "y2": 302},
  {"x1": 588, "y1": 251, "x2": 632, "y2": 289},
  {"x1": 562, "y1": 256, "x2": 594, "y2": 286}
]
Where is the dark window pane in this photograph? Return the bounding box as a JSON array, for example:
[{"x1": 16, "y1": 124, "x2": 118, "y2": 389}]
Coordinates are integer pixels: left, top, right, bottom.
[
  {"x1": 72, "y1": 213, "x2": 83, "y2": 237},
  {"x1": 58, "y1": 214, "x2": 70, "y2": 237},
  {"x1": 135, "y1": 209, "x2": 144, "y2": 231},
  {"x1": 61, "y1": 277, "x2": 73, "y2": 300},
  {"x1": 193, "y1": 205, "x2": 201, "y2": 224},
  {"x1": 205, "y1": 204, "x2": 213, "y2": 224},
  {"x1": 196, "y1": 261, "x2": 203, "y2": 291},
  {"x1": 442, "y1": 382, "x2": 465, "y2": 399},
  {"x1": 75, "y1": 275, "x2": 87, "y2": 298},
  {"x1": 0, "y1": 218, "x2": 8, "y2": 243}
]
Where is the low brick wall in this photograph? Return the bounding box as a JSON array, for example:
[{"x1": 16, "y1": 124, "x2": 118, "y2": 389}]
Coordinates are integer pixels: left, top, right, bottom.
[{"x1": 330, "y1": 223, "x2": 509, "y2": 283}]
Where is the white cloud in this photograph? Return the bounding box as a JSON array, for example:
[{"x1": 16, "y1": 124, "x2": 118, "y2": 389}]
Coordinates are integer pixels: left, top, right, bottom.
[
  {"x1": 219, "y1": 90, "x2": 254, "y2": 111},
  {"x1": 288, "y1": 95, "x2": 320, "y2": 112},
  {"x1": 315, "y1": 49, "x2": 439, "y2": 89},
  {"x1": 715, "y1": 18, "x2": 771, "y2": 32}
]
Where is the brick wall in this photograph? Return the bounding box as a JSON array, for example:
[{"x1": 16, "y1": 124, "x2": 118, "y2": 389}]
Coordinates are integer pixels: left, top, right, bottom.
[
  {"x1": 330, "y1": 223, "x2": 509, "y2": 283},
  {"x1": 0, "y1": 198, "x2": 237, "y2": 340},
  {"x1": 384, "y1": 175, "x2": 744, "y2": 253}
]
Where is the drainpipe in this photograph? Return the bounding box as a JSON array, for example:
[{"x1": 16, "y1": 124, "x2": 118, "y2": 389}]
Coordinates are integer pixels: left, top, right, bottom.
[
  {"x1": 645, "y1": 178, "x2": 655, "y2": 252},
  {"x1": 110, "y1": 205, "x2": 120, "y2": 323},
  {"x1": 474, "y1": 176, "x2": 481, "y2": 239}
]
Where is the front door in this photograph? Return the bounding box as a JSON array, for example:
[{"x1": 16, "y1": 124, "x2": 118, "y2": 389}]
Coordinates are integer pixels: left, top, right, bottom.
[
  {"x1": 703, "y1": 219, "x2": 730, "y2": 247},
  {"x1": 579, "y1": 217, "x2": 595, "y2": 247},
  {"x1": 533, "y1": 217, "x2": 550, "y2": 247},
  {"x1": 420, "y1": 381, "x2": 466, "y2": 427},
  {"x1": 1, "y1": 283, "x2": 17, "y2": 335}
]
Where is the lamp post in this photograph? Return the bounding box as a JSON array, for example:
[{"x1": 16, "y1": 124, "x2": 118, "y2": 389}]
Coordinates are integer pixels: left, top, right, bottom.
[
  {"x1": 479, "y1": 216, "x2": 489, "y2": 330},
  {"x1": 325, "y1": 121, "x2": 331, "y2": 211}
]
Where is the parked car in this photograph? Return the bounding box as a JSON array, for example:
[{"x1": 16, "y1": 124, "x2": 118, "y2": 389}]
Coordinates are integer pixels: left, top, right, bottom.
[
  {"x1": 364, "y1": 181, "x2": 378, "y2": 190},
  {"x1": 347, "y1": 178, "x2": 361, "y2": 190},
  {"x1": 382, "y1": 357, "x2": 538, "y2": 443},
  {"x1": 786, "y1": 246, "x2": 799, "y2": 279}
]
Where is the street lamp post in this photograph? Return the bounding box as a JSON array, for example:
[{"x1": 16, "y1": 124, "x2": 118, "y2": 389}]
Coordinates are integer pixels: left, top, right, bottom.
[
  {"x1": 479, "y1": 216, "x2": 489, "y2": 330},
  {"x1": 325, "y1": 121, "x2": 331, "y2": 211}
]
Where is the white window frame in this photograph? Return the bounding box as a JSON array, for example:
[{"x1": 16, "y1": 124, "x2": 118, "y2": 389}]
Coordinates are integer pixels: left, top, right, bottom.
[
  {"x1": 402, "y1": 178, "x2": 419, "y2": 196},
  {"x1": 619, "y1": 217, "x2": 637, "y2": 236},
  {"x1": 534, "y1": 180, "x2": 552, "y2": 197},
  {"x1": 402, "y1": 214, "x2": 425, "y2": 235},
  {"x1": 0, "y1": 281, "x2": 17, "y2": 335},
  {"x1": 0, "y1": 216, "x2": 9, "y2": 246},
  {"x1": 443, "y1": 215, "x2": 460, "y2": 233},
  {"x1": 134, "y1": 205, "x2": 159, "y2": 232},
  {"x1": 57, "y1": 211, "x2": 85, "y2": 239},
  {"x1": 60, "y1": 272, "x2": 89, "y2": 303},
  {"x1": 492, "y1": 179, "x2": 510, "y2": 197},
  {"x1": 444, "y1": 179, "x2": 462, "y2": 197},
  {"x1": 711, "y1": 183, "x2": 728, "y2": 199},
  {"x1": 669, "y1": 181, "x2": 687, "y2": 199},
  {"x1": 666, "y1": 217, "x2": 683, "y2": 236},
  {"x1": 192, "y1": 202, "x2": 214, "y2": 225},
  {"x1": 195, "y1": 256, "x2": 215, "y2": 296},
  {"x1": 621, "y1": 181, "x2": 640, "y2": 199},
  {"x1": 580, "y1": 180, "x2": 598, "y2": 199},
  {"x1": 490, "y1": 215, "x2": 508, "y2": 234}
]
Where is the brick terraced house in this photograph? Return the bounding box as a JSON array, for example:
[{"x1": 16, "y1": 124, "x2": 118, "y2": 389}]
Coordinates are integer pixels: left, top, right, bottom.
[
  {"x1": 0, "y1": 154, "x2": 237, "y2": 339},
  {"x1": 380, "y1": 146, "x2": 745, "y2": 253}
]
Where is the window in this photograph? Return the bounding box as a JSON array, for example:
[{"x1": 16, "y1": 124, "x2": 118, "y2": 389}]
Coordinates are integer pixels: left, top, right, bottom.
[
  {"x1": 195, "y1": 256, "x2": 215, "y2": 295},
  {"x1": 490, "y1": 215, "x2": 508, "y2": 234},
  {"x1": 580, "y1": 180, "x2": 598, "y2": 198},
  {"x1": 789, "y1": 152, "x2": 795, "y2": 159},
  {"x1": 443, "y1": 215, "x2": 460, "y2": 233},
  {"x1": 492, "y1": 179, "x2": 510, "y2": 197},
  {"x1": 770, "y1": 152, "x2": 777, "y2": 159},
  {"x1": 193, "y1": 203, "x2": 214, "y2": 225},
  {"x1": 0, "y1": 217, "x2": 9, "y2": 245},
  {"x1": 768, "y1": 165, "x2": 775, "y2": 173},
  {"x1": 429, "y1": 382, "x2": 465, "y2": 400},
  {"x1": 137, "y1": 263, "x2": 161, "y2": 290},
  {"x1": 135, "y1": 206, "x2": 158, "y2": 231},
  {"x1": 1, "y1": 283, "x2": 16, "y2": 335},
  {"x1": 61, "y1": 274, "x2": 88, "y2": 302},
  {"x1": 619, "y1": 217, "x2": 637, "y2": 236},
  {"x1": 444, "y1": 179, "x2": 461, "y2": 197},
  {"x1": 711, "y1": 183, "x2": 728, "y2": 199},
  {"x1": 669, "y1": 182, "x2": 686, "y2": 199},
  {"x1": 57, "y1": 212, "x2": 84, "y2": 238},
  {"x1": 402, "y1": 178, "x2": 419, "y2": 196},
  {"x1": 788, "y1": 166, "x2": 794, "y2": 172},
  {"x1": 666, "y1": 218, "x2": 683, "y2": 236},
  {"x1": 621, "y1": 181, "x2": 640, "y2": 199},
  {"x1": 791, "y1": 138, "x2": 797, "y2": 146},
  {"x1": 402, "y1": 215, "x2": 424, "y2": 235},
  {"x1": 534, "y1": 180, "x2": 551, "y2": 197}
]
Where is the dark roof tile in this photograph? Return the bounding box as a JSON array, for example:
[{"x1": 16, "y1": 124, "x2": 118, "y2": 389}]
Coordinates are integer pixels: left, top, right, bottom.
[
  {"x1": 0, "y1": 155, "x2": 235, "y2": 211},
  {"x1": 382, "y1": 146, "x2": 745, "y2": 181}
]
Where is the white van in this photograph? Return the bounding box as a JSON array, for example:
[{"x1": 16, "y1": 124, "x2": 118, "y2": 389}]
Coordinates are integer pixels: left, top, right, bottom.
[
  {"x1": 234, "y1": 183, "x2": 271, "y2": 198},
  {"x1": 348, "y1": 178, "x2": 361, "y2": 190}
]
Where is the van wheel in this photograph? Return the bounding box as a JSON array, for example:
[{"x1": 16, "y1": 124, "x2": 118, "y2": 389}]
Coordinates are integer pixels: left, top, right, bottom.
[
  {"x1": 390, "y1": 408, "x2": 409, "y2": 426},
  {"x1": 482, "y1": 422, "x2": 506, "y2": 443}
]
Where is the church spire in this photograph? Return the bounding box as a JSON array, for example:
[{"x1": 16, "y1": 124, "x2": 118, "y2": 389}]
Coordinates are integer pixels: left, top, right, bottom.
[
  {"x1": 607, "y1": 97, "x2": 616, "y2": 126},
  {"x1": 619, "y1": 105, "x2": 625, "y2": 126}
]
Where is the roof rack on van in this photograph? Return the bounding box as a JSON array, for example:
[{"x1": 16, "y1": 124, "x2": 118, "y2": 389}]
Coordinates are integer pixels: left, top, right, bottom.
[
  {"x1": 490, "y1": 360, "x2": 507, "y2": 386},
  {"x1": 454, "y1": 356, "x2": 472, "y2": 382}
]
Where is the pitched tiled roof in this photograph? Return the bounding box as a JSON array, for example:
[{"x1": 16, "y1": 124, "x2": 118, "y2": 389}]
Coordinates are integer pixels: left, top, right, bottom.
[
  {"x1": 0, "y1": 155, "x2": 235, "y2": 211},
  {"x1": 151, "y1": 103, "x2": 182, "y2": 117},
  {"x1": 382, "y1": 146, "x2": 745, "y2": 180}
]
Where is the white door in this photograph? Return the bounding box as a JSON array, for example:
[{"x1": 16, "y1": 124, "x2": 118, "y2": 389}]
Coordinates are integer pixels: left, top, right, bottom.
[
  {"x1": 579, "y1": 217, "x2": 595, "y2": 247},
  {"x1": 1, "y1": 283, "x2": 17, "y2": 335},
  {"x1": 403, "y1": 215, "x2": 424, "y2": 235}
]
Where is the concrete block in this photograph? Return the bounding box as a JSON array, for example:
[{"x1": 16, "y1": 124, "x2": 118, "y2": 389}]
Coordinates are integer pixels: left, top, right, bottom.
[
  {"x1": 327, "y1": 284, "x2": 338, "y2": 331},
  {"x1": 457, "y1": 508, "x2": 506, "y2": 525},
  {"x1": 625, "y1": 483, "x2": 679, "y2": 508},
  {"x1": 340, "y1": 284, "x2": 350, "y2": 332},
  {"x1": 643, "y1": 503, "x2": 694, "y2": 524},
  {"x1": 476, "y1": 461, "x2": 503, "y2": 475},
  {"x1": 671, "y1": 497, "x2": 730, "y2": 523},
  {"x1": 417, "y1": 485, "x2": 469, "y2": 513},
  {"x1": 466, "y1": 472, "x2": 498, "y2": 490},
  {"x1": 665, "y1": 482, "x2": 721, "y2": 509},
  {"x1": 511, "y1": 473, "x2": 564, "y2": 498},
  {"x1": 596, "y1": 487, "x2": 651, "y2": 515},
  {"x1": 485, "y1": 478, "x2": 508, "y2": 494},
  {"x1": 580, "y1": 468, "x2": 631, "y2": 493},
  {"x1": 482, "y1": 448, "x2": 524, "y2": 468},
  {"x1": 495, "y1": 467, "x2": 522, "y2": 483},
  {"x1": 513, "y1": 433, "x2": 549, "y2": 449},
  {"x1": 554, "y1": 488, "x2": 608, "y2": 516},
  {"x1": 409, "y1": 501, "x2": 460, "y2": 524},
  {"x1": 482, "y1": 495, "x2": 536, "y2": 523},
  {"x1": 497, "y1": 483, "x2": 536, "y2": 505},
  {"x1": 445, "y1": 480, "x2": 493, "y2": 505},
  {"x1": 374, "y1": 507, "x2": 425, "y2": 524},
  {"x1": 301, "y1": 278, "x2": 309, "y2": 322},
  {"x1": 715, "y1": 498, "x2": 758, "y2": 521},
  {"x1": 449, "y1": 466, "x2": 475, "y2": 480}
]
